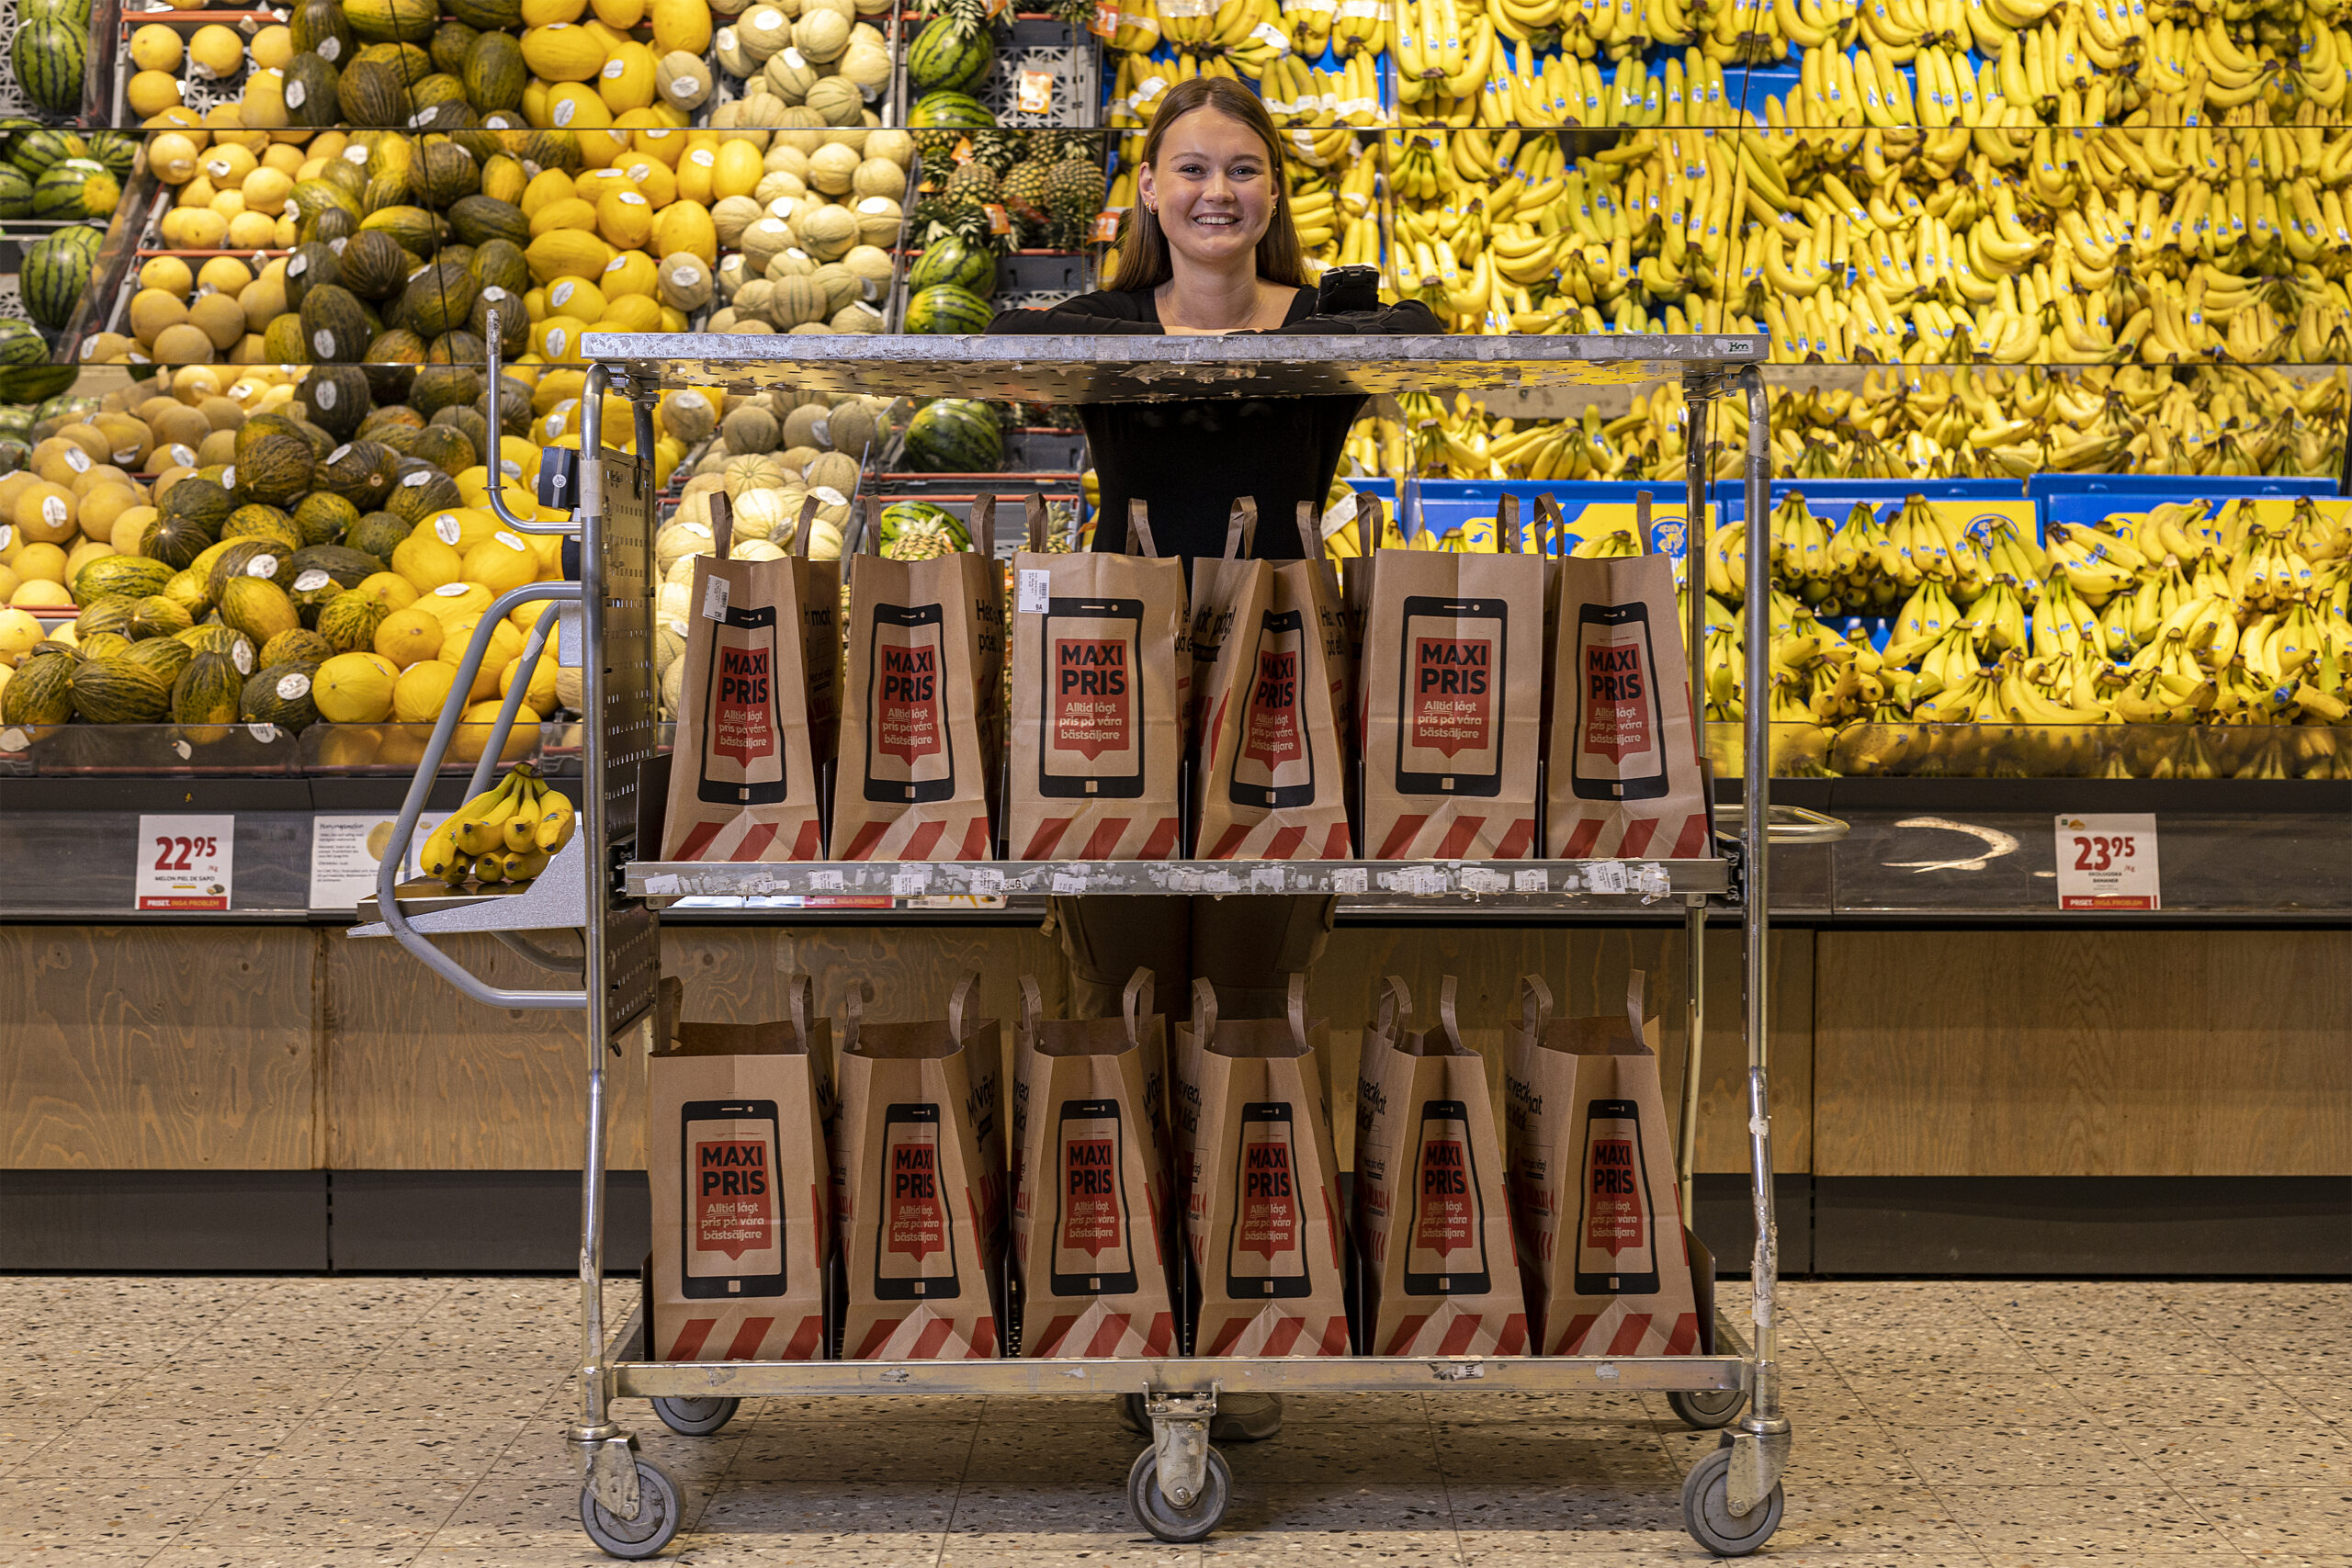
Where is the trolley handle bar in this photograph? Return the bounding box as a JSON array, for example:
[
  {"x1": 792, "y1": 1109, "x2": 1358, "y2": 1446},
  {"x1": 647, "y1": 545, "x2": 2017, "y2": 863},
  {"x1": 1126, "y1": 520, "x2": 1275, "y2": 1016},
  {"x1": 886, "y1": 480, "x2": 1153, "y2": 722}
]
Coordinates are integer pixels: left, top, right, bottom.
[
  {"x1": 374, "y1": 584, "x2": 585, "y2": 1011},
  {"x1": 484, "y1": 309, "x2": 582, "y2": 536}
]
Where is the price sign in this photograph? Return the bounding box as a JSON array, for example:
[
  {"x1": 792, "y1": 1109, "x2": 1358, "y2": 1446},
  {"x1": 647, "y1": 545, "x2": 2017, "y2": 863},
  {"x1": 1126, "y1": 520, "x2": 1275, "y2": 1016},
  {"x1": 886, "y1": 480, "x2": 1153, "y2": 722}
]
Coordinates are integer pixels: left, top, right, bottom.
[
  {"x1": 2054, "y1": 813, "x2": 2160, "y2": 910},
  {"x1": 1016, "y1": 68, "x2": 1055, "y2": 115},
  {"x1": 136, "y1": 816, "x2": 235, "y2": 911}
]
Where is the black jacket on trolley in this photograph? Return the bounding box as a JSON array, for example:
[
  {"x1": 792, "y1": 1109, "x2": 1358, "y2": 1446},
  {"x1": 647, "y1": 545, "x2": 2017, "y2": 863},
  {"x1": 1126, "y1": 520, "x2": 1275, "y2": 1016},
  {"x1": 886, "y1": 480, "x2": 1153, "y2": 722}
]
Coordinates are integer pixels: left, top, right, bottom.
[{"x1": 987, "y1": 269, "x2": 1440, "y2": 564}]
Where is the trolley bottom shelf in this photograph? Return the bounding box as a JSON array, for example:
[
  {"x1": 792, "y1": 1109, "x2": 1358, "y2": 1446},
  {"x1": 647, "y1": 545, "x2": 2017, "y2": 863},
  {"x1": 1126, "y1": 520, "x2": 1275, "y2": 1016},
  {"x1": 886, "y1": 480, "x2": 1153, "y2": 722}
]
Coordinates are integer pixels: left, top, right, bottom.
[{"x1": 575, "y1": 1330, "x2": 1787, "y2": 1559}]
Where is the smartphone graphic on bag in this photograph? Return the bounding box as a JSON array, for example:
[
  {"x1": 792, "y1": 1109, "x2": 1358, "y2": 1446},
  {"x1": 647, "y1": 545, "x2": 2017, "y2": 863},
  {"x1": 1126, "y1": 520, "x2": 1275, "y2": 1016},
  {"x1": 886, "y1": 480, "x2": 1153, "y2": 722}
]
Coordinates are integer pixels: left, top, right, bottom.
[
  {"x1": 681, "y1": 1099, "x2": 786, "y2": 1301},
  {"x1": 699, "y1": 603, "x2": 790, "y2": 805},
  {"x1": 1402, "y1": 1099, "x2": 1489, "y2": 1297},
  {"x1": 1226, "y1": 1101, "x2": 1311, "y2": 1300},
  {"x1": 865, "y1": 603, "x2": 954, "y2": 804},
  {"x1": 1573, "y1": 1098, "x2": 1658, "y2": 1296},
  {"x1": 1050, "y1": 1099, "x2": 1136, "y2": 1297},
  {"x1": 1395, "y1": 596, "x2": 1505, "y2": 797},
  {"x1": 1571, "y1": 603, "x2": 1671, "y2": 801},
  {"x1": 875, "y1": 1102, "x2": 961, "y2": 1301},
  {"x1": 1231, "y1": 608, "x2": 1315, "y2": 810},
  {"x1": 1039, "y1": 597, "x2": 1146, "y2": 799}
]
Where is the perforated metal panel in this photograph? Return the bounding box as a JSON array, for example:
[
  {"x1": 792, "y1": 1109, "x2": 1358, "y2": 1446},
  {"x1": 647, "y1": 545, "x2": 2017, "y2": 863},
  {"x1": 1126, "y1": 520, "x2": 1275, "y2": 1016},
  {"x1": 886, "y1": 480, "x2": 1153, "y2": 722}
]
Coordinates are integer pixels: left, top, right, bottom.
[{"x1": 597, "y1": 446, "x2": 660, "y2": 1034}]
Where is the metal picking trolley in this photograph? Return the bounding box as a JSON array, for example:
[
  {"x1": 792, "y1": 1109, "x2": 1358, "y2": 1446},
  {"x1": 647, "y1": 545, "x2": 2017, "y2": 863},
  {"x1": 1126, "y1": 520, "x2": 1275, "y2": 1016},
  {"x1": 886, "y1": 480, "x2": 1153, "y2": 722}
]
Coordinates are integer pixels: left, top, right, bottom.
[{"x1": 357, "y1": 330, "x2": 1829, "y2": 1558}]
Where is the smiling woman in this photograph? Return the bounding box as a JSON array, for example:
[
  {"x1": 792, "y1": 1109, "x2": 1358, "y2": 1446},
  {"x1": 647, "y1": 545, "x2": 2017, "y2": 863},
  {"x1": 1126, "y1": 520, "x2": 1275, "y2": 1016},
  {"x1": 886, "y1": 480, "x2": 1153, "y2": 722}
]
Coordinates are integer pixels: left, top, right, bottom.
[{"x1": 987, "y1": 79, "x2": 1440, "y2": 564}]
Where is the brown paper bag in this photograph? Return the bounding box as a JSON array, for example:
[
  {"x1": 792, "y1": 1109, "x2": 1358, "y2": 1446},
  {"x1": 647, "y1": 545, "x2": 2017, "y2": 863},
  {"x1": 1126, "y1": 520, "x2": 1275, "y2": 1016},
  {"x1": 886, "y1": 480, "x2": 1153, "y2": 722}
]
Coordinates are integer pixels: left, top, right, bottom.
[
  {"x1": 660, "y1": 495, "x2": 841, "y2": 861},
  {"x1": 1299, "y1": 499, "x2": 1358, "y2": 756},
  {"x1": 1009, "y1": 968, "x2": 1179, "y2": 1357},
  {"x1": 1173, "y1": 976, "x2": 1351, "y2": 1357},
  {"x1": 1359, "y1": 539, "x2": 1545, "y2": 860},
  {"x1": 831, "y1": 493, "x2": 1004, "y2": 861},
  {"x1": 835, "y1": 973, "x2": 1006, "y2": 1359},
  {"x1": 1193, "y1": 503, "x2": 1353, "y2": 860},
  {"x1": 1502, "y1": 971, "x2": 1701, "y2": 1357},
  {"x1": 649, "y1": 973, "x2": 834, "y2": 1361},
  {"x1": 1546, "y1": 547, "x2": 1711, "y2": 859},
  {"x1": 1186, "y1": 498, "x2": 1266, "y2": 748},
  {"x1": 1007, "y1": 499, "x2": 1188, "y2": 860},
  {"x1": 1353, "y1": 976, "x2": 1529, "y2": 1357}
]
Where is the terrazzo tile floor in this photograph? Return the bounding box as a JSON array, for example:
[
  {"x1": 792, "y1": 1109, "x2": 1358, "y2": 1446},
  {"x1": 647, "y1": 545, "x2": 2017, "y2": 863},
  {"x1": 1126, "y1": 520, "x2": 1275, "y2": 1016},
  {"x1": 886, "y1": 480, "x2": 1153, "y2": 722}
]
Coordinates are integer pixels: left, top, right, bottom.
[{"x1": 2, "y1": 1277, "x2": 2343, "y2": 1566}]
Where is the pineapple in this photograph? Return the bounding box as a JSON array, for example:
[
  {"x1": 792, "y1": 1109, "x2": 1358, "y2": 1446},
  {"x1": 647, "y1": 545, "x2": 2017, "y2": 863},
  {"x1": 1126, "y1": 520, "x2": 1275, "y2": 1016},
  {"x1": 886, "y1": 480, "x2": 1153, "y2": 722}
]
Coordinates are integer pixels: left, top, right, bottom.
[
  {"x1": 1001, "y1": 158, "x2": 1052, "y2": 244},
  {"x1": 967, "y1": 128, "x2": 1027, "y2": 176},
  {"x1": 940, "y1": 160, "x2": 1001, "y2": 206},
  {"x1": 884, "y1": 518, "x2": 962, "y2": 561},
  {"x1": 1045, "y1": 151, "x2": 1103, "y2": 250}
]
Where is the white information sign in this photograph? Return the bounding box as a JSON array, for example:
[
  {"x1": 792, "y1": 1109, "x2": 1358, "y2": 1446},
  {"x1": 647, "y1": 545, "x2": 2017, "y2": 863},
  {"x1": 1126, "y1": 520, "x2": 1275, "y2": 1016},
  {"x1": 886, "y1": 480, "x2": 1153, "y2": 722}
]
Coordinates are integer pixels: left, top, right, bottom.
[
  {"x1": 135, "y1": 816, "x2": 235, "y2": 911},
  {"x1": 2054, "y1": 813, "x2": 2160, "y2": 910}
]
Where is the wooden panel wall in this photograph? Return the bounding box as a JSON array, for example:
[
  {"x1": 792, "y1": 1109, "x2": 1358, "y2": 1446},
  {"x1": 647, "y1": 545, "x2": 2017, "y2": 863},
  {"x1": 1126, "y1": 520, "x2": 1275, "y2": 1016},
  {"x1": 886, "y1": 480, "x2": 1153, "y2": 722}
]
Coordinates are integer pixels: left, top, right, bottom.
[
  {"x1": 1815, "y1": 930, "x2": 2352, "y2": 1177},
  {"x1": 1311, "y1": 928, "x2": 1815, "y2": 1173},
  {"x1": 0, "y1": 926, "x2": 320, "y2": 1169}
]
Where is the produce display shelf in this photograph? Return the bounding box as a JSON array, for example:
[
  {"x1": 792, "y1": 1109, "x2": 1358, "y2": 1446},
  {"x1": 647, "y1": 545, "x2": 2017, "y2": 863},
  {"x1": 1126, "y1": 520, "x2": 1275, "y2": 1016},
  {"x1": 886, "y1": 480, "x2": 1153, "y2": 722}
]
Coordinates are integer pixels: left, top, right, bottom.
[{"x1": 627, "y1": 856, "x2": 1729, "y2": 899}]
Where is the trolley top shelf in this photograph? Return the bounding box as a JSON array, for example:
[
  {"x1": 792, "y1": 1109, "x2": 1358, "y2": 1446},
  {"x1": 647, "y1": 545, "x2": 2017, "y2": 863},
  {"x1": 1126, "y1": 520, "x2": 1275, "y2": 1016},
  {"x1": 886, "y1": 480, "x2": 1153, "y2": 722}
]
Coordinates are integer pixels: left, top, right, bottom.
[{"x1": 576, "y1": 333, "x2": 1769, "y2": 401}]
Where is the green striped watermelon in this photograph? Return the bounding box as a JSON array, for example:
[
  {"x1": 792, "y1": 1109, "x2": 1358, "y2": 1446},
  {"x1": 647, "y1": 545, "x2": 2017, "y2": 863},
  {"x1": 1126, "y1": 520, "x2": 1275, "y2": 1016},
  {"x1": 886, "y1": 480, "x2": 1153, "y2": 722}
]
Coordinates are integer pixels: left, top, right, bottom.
[
  {"x1": 903, "y1": 399, "x2": 1003, "y2": 473},
  {"x1": 5, "y1": 128, "x2": 85, "y2": 178},
  {"x1": 30, "y1": 160, "x2": 116, "y2": 220},
  {"x1": 11, "y1": 19, "x2": 85, "y2": 116},
  {"x1": 907, "y1": 18, "x2": 993, "y2": 95},
  {"x1": 0, "y1": 166, "x2": 29, "y2": 219},
  {"x1": 908, "y1": 235, "x2": 996, "y2": 295},
  {"x1": 0, "y1": 321, "x2": 47, "y2": 367},
  {"x1": 910, "y1": 91, "x2": 995, "y2": 130},
  {"x1": 20, "y1": 229, "x2": 92, "y2": 330},
  {"x1": 81, "y1": 130, "x2": 136, "y2": 178},
  {"x1": 904, "y1": 284, "x2": 993, "y2": 334}
]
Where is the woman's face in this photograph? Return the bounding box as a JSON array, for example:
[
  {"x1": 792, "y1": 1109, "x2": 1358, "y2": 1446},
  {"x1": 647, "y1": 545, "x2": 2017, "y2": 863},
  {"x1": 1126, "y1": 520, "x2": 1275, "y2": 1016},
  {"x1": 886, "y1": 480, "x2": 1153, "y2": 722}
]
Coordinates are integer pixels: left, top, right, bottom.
[{"x1": 1140, "y1": 107, "x2": 1274, "y2": 272}]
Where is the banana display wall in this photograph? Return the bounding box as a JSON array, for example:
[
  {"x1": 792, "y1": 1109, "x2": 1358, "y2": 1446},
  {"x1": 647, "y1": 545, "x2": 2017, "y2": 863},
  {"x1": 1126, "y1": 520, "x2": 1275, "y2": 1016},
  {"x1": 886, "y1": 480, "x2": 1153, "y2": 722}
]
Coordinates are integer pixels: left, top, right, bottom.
[{"x1": 1099, "y1": 0, "x2": 2352, "y2": 365}]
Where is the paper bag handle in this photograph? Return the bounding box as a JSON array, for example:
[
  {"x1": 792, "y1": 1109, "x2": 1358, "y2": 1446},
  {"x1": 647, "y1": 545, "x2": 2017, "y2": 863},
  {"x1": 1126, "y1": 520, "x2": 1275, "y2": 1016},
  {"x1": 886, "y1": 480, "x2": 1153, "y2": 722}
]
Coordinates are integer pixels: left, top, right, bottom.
[
  {"x1": 1024, "y1": 491, "x2": 1048, "y2": 552},
  {"x1": 1224, "y1": 497, "x2": 1256, "y2": 559},
  {"x1": 1624, "y1": 968, "x2": 1647, "y2": 1037},
  {"x1": 1535, "y1": 492, "x2": 1566, "y2": 558},
  {"x1": 1284, "y1": 972, "x2": 1309, "y2": 1054},
  {"x1": 842, "y1": 976, "x2": 875, "y2": 1052},
  {"x1": 708, "y1": 489, "x2": 733, "y2": 562},
  {"x1": 1127, "y1": 499, "x2": 1159, "y2": 558},
  {"x1": 1437, "y1": 974, "x2": 1464, "y2": 1055},
  {"x1": 791, "y1": 493, "x2": 820, "y2": 558},
  {"x1": 785, "y1": 970, "x2": 813, "y2": 1045},
  {"x1": 1296, "y1": 500, "x2": 1323, "y2": 562},
  {"x1": 1363, "y1": 491, "x2": 1385, "y2": 550},
  {"x1": 1122, "y1": 966, "x2": 1155, "y2": 1049},
  {"x1": 1018, "y1": 973, "x2": 1044, "y2": 1038},
  {"x1": 948, "y1": 970, "x2": 980, "y2": 1043},
  {"x1": 1498, "y1": 492, "x2": 1521, "y2": 555},
  {"x1": 971, "y1": 491, "x2": 996, "y2": 558},
  {"x1": 1190, "y1": 975, "x2": 1217, "y2": 1048},
  {"x1": 1373, "y1": 974, "x2": 1411, "y2": 1038},
  {"x1": 1634, "y1": 490, "x2": 1655, "y2": 555},
  {"x1": 849, "y1": 491, "x2": 878, "y2": 558},
  {"x1": 1518, "y1": 973, "x2": 1555, "y2": 1033}
]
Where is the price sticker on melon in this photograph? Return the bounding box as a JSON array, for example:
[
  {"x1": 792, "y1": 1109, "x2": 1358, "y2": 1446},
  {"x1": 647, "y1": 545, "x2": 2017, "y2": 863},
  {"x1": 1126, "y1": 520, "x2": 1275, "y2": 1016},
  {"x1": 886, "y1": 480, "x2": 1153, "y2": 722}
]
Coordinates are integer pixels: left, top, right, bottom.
[
  {"x1": 2054, "y1": 813, "x2": 2159, "y2": 910},
  {"x1": 136, "y1": 815, "x2": 235, "y2": 912}
]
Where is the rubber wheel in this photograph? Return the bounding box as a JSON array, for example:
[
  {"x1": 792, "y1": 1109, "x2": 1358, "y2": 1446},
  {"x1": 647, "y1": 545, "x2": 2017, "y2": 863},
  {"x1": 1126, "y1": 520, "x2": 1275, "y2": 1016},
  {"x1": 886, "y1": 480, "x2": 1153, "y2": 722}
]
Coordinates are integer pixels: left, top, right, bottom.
[
  {"x1": 652, "y1": 1395, "x2": 741, "y2": 1437},
  {"x1": 1680, "y1": 1445, "x2": 1784, "y2": 1557},
  {"x1": 580, "y1": 1456, "x2": 683, "y2": 1561},
  {"x1": 1668, "y1": 1387, "x2": 1748, "y2": 1430},
  {"x1": 1125, "y1": 1443, "x2": 1232, "y2": 1544},
  {"x1": 1116, "y1": 1393, "x2": 1150, "y2": 1438}
]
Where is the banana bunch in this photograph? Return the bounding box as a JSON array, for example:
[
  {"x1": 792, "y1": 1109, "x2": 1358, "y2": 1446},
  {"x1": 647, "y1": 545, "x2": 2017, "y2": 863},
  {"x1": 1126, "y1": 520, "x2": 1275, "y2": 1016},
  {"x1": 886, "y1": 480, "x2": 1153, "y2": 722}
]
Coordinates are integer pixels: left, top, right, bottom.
[
  {"x1": 418, "y1": 764, "x2": 578, "y2": 889},
  {"x1": 1111, "y1": 0, "x2": 1164, "y2": 53},
  {"x1": 1159, "y1": 0, "x2": 1277, "y2": 53}
]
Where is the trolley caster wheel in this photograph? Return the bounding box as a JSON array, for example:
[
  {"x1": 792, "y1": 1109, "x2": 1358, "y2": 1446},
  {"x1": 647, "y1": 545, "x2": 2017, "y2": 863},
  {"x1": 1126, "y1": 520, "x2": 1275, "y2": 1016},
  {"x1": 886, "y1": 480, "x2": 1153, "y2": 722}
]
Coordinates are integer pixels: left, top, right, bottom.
[
  {"x1": 1680, "y1": 1445, "x2": 1784, "y2": 1557},
  {"x1": 1125, "y1": 1443, "x2": 1232, "y2": 1543},
  {"x1": 1668, "y1": 1387, "x2": 1749, "y2": 1431},
  {"x1": 651, "y1": 1395, "x2": 740, "y2": 1437},
  {"x1": 579, "y1": 1456, "x2": 683, "y2": 1561}
]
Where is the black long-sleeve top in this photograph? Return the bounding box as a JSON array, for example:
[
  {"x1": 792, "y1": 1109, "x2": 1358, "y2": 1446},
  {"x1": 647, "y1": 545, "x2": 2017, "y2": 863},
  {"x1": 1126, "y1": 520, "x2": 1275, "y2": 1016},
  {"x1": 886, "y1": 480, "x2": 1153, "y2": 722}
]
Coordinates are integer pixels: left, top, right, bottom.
[{"x1": 986, "y1": 275, "x2": 1441, "y2": 563}]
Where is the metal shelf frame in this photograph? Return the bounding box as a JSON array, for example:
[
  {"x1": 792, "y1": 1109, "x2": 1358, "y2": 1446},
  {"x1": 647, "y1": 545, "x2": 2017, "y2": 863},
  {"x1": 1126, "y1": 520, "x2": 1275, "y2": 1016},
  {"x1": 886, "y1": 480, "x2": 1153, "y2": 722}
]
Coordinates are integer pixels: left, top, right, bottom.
[{"x1": 368, "y1": 333, "x2": 1806, "y2": 1559}]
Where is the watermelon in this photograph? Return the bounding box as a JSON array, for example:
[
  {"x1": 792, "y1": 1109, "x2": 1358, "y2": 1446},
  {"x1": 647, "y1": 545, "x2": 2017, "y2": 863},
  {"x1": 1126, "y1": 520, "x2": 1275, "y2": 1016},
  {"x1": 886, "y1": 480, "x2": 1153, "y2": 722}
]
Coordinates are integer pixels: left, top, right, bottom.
[
  {"x1": 907, "y1": 17, "x2": 993, "y2": 94},
  {"x1": 909, "y1": 91, "x2": 996, "y2": 130},
  {"x1": 905, "y1": 284, "x2": 994, "y2": 334},
  {"x1": 81, "y1": 130, "x2": 136, "y2": 178},
  {"x1": 878, "y1": 501, "x2": 972, "y2": 553},
  {"x1": 6, "y1": 128, "x2": 86, "y2": 178},
  {"x1": 908, "y1": 235, "x2": 997, "y2": 295},
  {"x1": 30, "y1": 160, "x2": 117, "y2": 220},
  {"x1": 11, "y1": 19, "x2": 85, "y2": 116},
  {"x1": 0, "y1": 166, "x2": 30, "y2": 219},
  {"x1": 902, "y1": 399, "x2": 1003, "y2": 473},
  {"x1": 21, "y1": 229, "x2": 92, "y2": 329}
]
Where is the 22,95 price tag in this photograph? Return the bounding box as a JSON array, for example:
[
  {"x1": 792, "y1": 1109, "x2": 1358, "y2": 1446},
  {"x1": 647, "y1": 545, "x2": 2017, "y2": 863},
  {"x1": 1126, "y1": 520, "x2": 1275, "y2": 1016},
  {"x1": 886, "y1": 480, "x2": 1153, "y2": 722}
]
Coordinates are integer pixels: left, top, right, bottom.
[
  {"x1": 2054, "y1": 813, "x2": 2160, "y2": 910},
  {"x1": 136, "y1": 815, "x2": 235, "y2": 911}
]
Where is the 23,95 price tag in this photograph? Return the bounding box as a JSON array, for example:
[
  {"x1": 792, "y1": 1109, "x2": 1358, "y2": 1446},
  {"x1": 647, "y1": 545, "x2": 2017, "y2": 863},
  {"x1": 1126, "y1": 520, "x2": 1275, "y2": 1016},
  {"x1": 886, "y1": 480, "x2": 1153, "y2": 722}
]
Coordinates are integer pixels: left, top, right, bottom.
[
  {"x1": 136, "y1": 815, "x2": 235, "y2": 911},
  {"x1": 2054, "y1": 813, "x2": 2159, "y2": 910}
]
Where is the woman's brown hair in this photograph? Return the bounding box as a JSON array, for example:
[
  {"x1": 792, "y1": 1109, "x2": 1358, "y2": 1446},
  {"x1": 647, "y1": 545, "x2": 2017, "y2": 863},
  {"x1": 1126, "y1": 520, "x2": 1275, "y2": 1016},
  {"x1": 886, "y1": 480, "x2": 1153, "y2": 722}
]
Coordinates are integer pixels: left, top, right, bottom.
[{"x1": 1106, "y1": 77, "x2": 1307, "y2": 293}]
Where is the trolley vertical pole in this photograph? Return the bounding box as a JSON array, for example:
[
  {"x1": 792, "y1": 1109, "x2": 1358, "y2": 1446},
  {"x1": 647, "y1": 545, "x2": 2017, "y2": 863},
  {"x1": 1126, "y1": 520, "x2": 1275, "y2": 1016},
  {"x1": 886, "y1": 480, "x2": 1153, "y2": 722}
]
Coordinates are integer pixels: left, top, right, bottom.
[
  {"x1": 1676, "y1": 389, "x2": 1709, "y2": 1224},
  {"x1": 571, "y1": 368, "x2": 628, "y2": 1504},
  {"x1": 1732, "y1": 363, "x2": 1790, "y2": 1505}
]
